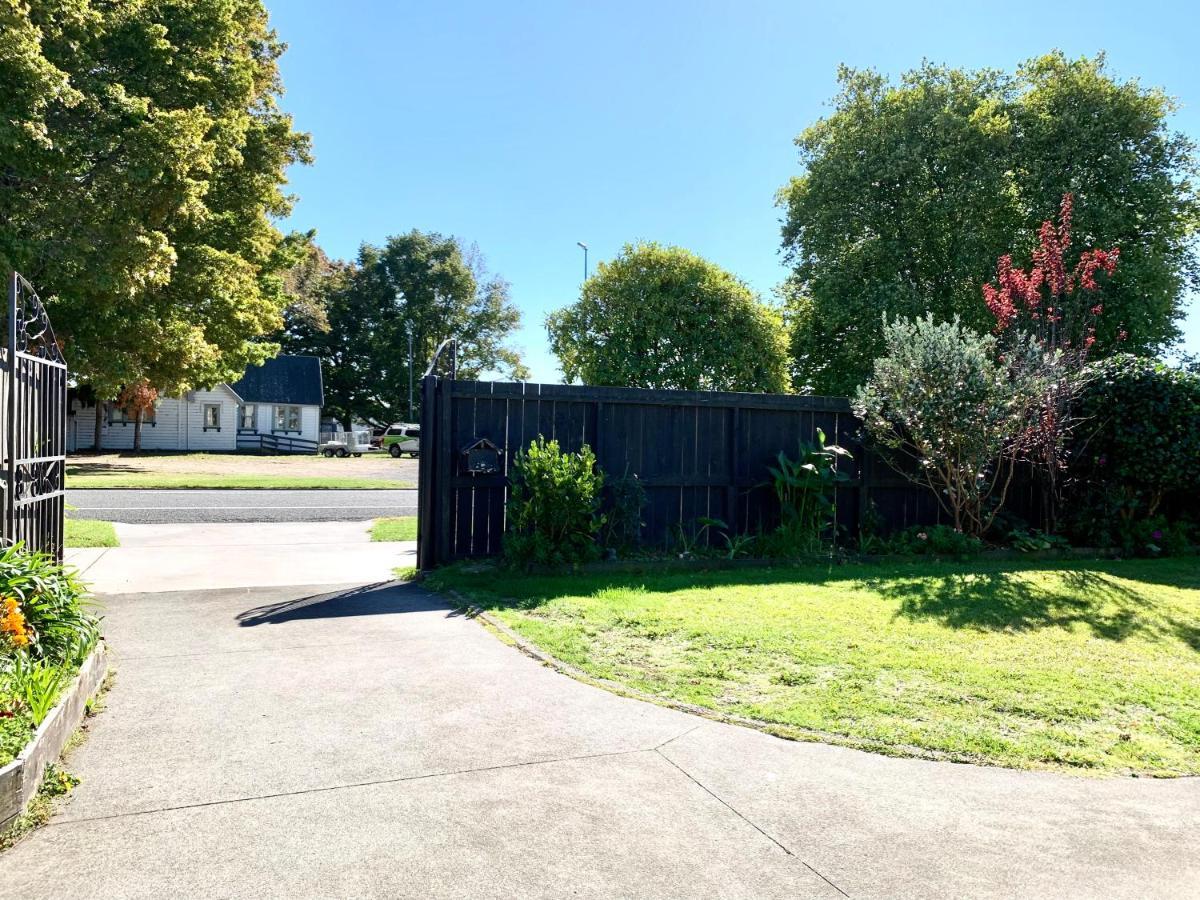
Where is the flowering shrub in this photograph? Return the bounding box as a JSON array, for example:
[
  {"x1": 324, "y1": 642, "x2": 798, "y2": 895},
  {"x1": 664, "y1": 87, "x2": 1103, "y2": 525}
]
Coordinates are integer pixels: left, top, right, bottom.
[
  {"x1": 983, "y1": 193, "x2": 1120, "y2": 352},
  {"x1": 982, "y1": 193, "x2": 1122, "y2": 531},
  {"x1": 0, "y1": 545, "x2": 102, "y2": 766},
  {"x1": 855, "y1": 314, "x2": 1045, "y2": 537},
  {"x1": 1, "y1": 597, "x2": 31, "y2": 651}
]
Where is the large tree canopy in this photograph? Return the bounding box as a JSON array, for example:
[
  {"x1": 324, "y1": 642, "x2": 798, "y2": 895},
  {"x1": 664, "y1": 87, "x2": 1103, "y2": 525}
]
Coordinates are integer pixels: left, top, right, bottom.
[
  {"x1": 780, "y1": 53, "x2": 1200, "y2": 395},
  {"x1": 0, "y1": 0, "x2": 310, "y2": 398},
  {"x1": 547, "y1": 242, "x2": 790, "y2": 392},
  {"x1": 281, "y1": 232, "x2": 528, "y2": 426}
]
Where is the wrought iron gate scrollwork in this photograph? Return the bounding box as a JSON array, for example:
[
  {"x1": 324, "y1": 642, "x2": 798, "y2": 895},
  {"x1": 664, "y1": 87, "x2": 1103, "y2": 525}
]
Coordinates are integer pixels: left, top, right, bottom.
[{"x1": 2, "y1": 271, "x2": 68, "y2": 560}]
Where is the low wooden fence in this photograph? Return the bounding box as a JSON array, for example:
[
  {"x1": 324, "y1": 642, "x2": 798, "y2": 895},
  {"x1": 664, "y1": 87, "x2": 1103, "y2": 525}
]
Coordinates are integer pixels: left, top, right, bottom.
[
  {"x1": 235, "y1": 432, "x2": 319, "y2": 454},
  {"x1": 416, "y1": 377, "x2": 960, "y2": 568}
]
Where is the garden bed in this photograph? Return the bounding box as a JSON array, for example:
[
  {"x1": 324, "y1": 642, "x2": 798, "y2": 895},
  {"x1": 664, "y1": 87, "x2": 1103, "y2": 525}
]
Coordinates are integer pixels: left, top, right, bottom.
[
  {"x1": 432, "y1": 557, "x2": 1200, "y2": 776},
  {"x1": 0, "y1": 642, "x2": 107, "y2": 831}
]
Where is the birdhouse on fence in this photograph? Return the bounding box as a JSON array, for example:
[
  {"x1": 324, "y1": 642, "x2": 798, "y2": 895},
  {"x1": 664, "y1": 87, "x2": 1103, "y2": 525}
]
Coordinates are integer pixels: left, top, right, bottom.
[{"x1": 462, "y1": 438, "x2": 502, "y2": 475}]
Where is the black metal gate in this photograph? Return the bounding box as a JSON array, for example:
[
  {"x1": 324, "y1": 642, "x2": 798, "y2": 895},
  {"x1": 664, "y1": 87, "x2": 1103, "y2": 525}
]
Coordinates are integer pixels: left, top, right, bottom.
[{"x1": 1, "y1": 272, "x2": 67, "y2": 560}]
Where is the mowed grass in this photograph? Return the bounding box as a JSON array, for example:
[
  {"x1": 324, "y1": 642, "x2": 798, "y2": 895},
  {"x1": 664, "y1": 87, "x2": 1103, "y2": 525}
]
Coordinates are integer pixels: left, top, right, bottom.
[
  {"x1": 432, "y1": 558, "x2": 1200, "y2": 776},
  {"x1": 64, "y1": 519, "x2": 119, "y2": 547},
  {"x1": 67, "y1": 472, "x2": 412, "y2": 490},
  {"x1": 370, "y1": 517, "x2": 418, "y2": 541}
]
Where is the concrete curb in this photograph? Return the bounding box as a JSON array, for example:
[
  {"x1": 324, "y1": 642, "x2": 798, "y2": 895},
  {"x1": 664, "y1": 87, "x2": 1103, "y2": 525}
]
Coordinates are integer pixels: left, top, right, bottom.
[
  {"x1": 0, "y1": 643, "x2": 108, "y2": 831},
  {"x1": 440, "y1": 589, "x2": 958, "y2": 767}
]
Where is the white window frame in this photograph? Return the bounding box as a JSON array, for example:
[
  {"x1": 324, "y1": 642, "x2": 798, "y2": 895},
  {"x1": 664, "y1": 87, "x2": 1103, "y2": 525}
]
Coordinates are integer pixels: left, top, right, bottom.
[
  {"x1": 238, "y1": 404, "x2": 256, "y2": 432},
  {"x1": 273, "y1": 405, "x2": 302, "y2": 434},
  {"x1": 110, "y1": 403, "x2": 157, "y2": 426},
  {"x1": 202, "y1": 403, "x2": 222, "y2": 431}
]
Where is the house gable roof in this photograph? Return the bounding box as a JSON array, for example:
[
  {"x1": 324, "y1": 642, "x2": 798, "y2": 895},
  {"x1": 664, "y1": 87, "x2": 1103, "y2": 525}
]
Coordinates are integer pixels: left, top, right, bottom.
[{"x1": 229, "y1": 355, "x2": 324, "y2": 407}]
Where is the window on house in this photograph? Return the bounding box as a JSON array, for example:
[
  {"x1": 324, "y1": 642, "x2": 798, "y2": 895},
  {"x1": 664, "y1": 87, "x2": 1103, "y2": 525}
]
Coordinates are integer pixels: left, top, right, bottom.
[
  {"x1": 109, "y1": 403, "x2": 155, "y2": 425},
  {"x1": 203, "y1": 403, "x2": 221, "y2": 430},
  {"x1": 274, "y1": 405, "x2": 302, "y2": 433},
  {"x1": 238, "y1": 405, "x2": 256, "y2": 431}
]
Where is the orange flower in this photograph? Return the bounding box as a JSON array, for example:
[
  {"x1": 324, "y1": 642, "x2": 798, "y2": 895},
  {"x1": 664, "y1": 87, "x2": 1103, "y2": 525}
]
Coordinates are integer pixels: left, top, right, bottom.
[{"x1": 1, "y1": 596, "x2": 30, "y2": 647}]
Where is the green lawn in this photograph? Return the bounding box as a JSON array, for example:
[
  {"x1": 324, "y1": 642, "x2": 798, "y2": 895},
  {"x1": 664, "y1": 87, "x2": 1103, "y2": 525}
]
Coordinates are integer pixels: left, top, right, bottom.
[
  {"x1": 64, "y1": 519, "x2": 119, "y2": 547},
  {"x1": 67, "y1": 473, "x2": 412, "y2": 490},
  {"x1": 431, "y1": 558, "x2": 1200, "y2": 776},
  {"x1": 371, "y1": 517, "x2": 418, "y2": 541}
]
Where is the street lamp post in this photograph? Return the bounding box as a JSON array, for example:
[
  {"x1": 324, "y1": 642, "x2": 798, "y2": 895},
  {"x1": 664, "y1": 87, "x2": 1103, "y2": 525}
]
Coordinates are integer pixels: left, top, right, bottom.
[
  {"x1": 407, "y1": 326, "x2": 414, "y2": 422},
  {"x1": 576, "y1": 241, "x2": 588, "y2": 281},
  {"x1": 396, "y1": 290, "x2": 415, "y2": 423}
]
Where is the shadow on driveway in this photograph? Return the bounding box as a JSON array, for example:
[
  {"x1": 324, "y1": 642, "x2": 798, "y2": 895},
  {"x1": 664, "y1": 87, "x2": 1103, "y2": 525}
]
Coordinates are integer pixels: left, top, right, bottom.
[{"x1": 236, "y1": 581, "x2": 453, "y2": 626}]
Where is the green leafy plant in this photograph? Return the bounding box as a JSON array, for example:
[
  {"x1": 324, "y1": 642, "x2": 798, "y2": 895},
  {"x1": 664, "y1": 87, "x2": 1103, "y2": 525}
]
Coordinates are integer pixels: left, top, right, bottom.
[
  {"x1": 601, "y1": 473, "x2": 647, "y2": 554},
  {"x1": 41, "y1": 763, "x2": 80, "y2": 797},
  {"x1": 1069, "y1": 355, "x2": 1200, "y2": 534},
  {"x1": 10, "y1": 654, "x2": 66, "y2": 726},
  {"x1": 673, "y1": 516, "x2": 733, "y2": 559},
  {"x1": 1009, "y1": 529, "x2": 1071, "y2": 553},
  {"x1": 762, "y1": 428, "x2": 852, "y2": 555},
  {"x1": 720, "y1": 532, "x2": 756, "y2": 560},
  {"x1": 0, "y1": 544, "x2": 100, "y2": 665},
  {"x1": 885, "y1": 525, "x2": 984, "y2": 558},
  {"x1": 504, "y1": 436, "x2": 605, "y2": 569}
]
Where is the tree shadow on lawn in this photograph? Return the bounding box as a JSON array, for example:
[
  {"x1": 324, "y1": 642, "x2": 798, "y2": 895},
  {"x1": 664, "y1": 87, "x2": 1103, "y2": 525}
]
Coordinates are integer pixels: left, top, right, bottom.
[
  {"x1": 236, "y1": 581, "x2": 456, "y2": 626},
  {"x1": 66, "y1": 461, "x2": 154, "y2": 476},
  {"x1": 456, "y1": 557, "x2": 1200, "y2": 648},
  {"x1": 870, "y1": 567, "x2": 1185, "y2": 643}
]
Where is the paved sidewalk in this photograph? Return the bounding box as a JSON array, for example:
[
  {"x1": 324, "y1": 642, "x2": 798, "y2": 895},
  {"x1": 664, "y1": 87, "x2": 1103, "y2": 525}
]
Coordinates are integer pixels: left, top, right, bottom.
[
  {"x1": 65, "y1": 521, "x2": 414, "y2": 592},
  {"x1": 2, "y1": 581, "x2": 1196, "y2": 898}
]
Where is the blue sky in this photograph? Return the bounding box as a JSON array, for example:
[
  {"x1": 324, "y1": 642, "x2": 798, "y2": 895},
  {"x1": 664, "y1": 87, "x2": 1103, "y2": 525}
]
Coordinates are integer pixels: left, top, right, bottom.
[{"x1": 269, "y1": 0, "x2": 1199, "y2": 383}]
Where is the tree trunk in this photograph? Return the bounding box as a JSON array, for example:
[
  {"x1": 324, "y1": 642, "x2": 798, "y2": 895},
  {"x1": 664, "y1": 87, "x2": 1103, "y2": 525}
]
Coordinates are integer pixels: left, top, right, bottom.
[
  {"x1": 133, "y1": 409, "x2": 143, "y2": 452},
  {"x1": 93, "y1": 402, "x2": 104, "y2": 452}
]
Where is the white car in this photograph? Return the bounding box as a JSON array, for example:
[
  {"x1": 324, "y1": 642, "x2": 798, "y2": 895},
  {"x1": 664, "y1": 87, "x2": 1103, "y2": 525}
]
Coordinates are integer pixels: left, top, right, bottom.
[{"x1": 380, "y1": 423, "x2": 420, "y2": 458}]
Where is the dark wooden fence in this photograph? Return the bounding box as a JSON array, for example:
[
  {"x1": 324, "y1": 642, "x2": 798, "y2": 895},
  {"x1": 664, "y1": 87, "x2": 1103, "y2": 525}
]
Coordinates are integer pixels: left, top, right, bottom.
[
  {"x1": 417, "y1": 376, "x2": 956, "y2": 568},
  {"x1": 1, "y1": 273, "x2": 67, "y2": 561}
]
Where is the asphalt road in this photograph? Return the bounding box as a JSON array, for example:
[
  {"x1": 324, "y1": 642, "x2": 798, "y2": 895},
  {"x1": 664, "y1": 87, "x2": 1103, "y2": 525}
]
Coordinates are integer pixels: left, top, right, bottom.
[{"x1": 67, "y1": 488, "x2": 418, "y2": 524}]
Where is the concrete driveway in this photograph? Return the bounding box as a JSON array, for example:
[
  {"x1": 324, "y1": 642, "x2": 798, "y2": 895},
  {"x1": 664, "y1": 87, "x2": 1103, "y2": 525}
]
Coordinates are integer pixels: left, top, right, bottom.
[
  {"x1": 66, "y1": 521, "x2": 414, "y2": 592},
  {"x1": 2, "y1": 580, "x2": 1196, "y2": 898}
]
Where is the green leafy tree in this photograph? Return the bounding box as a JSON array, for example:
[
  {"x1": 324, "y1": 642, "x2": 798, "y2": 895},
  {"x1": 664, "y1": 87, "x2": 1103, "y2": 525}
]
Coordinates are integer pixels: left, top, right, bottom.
[
  {"x1": 283, "y1": 232, "x2": 528, "y2": 426},
  {"x1": 0, "y1": 0, "x2": 311, "y2": 427},
  {"x1": 547, "y1": 242, "x2": 790, "y2": 392},
  {"x1": 781, "y1": 53, "x2": 1200, "y2": 394}
]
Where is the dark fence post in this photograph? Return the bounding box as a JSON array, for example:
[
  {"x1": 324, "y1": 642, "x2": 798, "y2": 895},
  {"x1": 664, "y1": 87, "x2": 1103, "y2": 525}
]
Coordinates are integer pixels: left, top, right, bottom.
[
  {"x1": 434, "y1": 376, "x2": 453, "y2": 565},
  {"x1": 416, "y1": 374, "x2": 438, "y2": 570}
]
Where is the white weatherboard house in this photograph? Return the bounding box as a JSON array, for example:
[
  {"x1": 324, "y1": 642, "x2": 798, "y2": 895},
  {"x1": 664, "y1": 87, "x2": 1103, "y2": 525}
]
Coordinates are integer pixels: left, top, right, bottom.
[{"x1": 70, "y1": 355, "x2": 324, "y2": 453}]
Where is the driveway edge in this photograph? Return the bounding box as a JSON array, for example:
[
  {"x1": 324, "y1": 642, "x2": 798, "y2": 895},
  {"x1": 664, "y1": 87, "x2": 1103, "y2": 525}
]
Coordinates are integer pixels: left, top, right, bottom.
[{"x1": 441, "y1": 589, "x2": 1182, "y2": 779}]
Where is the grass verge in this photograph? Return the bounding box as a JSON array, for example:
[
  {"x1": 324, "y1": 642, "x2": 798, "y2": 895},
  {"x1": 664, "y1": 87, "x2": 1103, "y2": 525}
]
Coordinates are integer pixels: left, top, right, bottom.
[
  {"x1": 65, "y1": 519, "x2": 119, "y2": 548},
  {"x1": 371, "y1": 516, "x2": 418, "y2": 542},
  {"x1": 431, "y1": 557, "x2": 1200, "y2": 776},
  {"x1": 67, "y1": 473, "x2": 412, "y2": 490}
]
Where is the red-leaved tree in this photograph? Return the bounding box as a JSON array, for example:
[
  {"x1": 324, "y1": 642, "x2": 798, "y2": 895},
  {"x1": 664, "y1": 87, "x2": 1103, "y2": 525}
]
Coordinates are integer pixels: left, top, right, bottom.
[
  {"x1": 981, "y1": 193, "x2": 1121, "y2": 531},
  {"x1": 118, "y1": 380, "x2": 159, "y2": 453}
]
